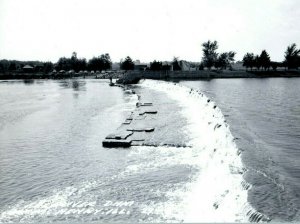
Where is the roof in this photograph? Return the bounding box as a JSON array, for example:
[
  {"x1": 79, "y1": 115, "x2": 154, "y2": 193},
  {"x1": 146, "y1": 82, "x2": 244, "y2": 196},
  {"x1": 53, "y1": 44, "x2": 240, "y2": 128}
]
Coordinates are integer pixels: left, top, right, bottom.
[{"x1": 23, "y1": 65, "x2": 33, "y2": 69}]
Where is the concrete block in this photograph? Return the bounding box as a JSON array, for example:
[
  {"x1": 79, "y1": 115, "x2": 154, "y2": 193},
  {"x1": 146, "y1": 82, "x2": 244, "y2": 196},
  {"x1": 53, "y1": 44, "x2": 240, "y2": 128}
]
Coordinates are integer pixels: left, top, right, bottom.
[{"x1": 102, "y1": 139, "x2": 132, "y2": 148}]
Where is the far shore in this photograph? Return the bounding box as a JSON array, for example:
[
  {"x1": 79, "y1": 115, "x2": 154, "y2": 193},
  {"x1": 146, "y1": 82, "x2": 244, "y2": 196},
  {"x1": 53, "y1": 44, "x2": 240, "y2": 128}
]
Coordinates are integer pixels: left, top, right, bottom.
[
  {"x1": 0, "y1": 70, "x2": 300, "y2": 81},
  {"x1": 126, "y1": 70, "x2": 300, "y2": 79}
]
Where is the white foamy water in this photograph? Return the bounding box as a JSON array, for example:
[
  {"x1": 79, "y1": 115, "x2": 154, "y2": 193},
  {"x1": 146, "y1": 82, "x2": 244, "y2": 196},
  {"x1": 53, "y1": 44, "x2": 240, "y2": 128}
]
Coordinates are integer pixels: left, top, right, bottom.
[{"x1": 138, "y1": 79, "x2": 265, "y2": 222}]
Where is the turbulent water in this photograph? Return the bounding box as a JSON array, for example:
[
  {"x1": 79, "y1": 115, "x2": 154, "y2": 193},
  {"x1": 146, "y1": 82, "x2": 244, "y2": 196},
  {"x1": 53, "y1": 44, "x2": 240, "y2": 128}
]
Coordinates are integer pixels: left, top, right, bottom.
[
  {"x1": 180, "y1": 78, "x2": 300, "y2": 222},
  {"x1": 0, "y1": 78, "x2": 299, "y2": 222}
]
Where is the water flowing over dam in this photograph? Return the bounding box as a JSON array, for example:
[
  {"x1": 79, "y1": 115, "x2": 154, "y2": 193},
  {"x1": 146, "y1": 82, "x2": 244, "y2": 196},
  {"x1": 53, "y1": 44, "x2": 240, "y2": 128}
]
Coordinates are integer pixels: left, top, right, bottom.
[{"x1": 1, "y1": 78, "x2": 300, "y2": 222}]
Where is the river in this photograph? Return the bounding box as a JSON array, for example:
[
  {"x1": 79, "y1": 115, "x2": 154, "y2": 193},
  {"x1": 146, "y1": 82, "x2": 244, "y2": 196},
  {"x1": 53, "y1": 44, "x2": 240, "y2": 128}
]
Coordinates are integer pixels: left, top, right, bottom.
[{"x1": 0, "y1": 78, "x2": 299, "y2": 222}]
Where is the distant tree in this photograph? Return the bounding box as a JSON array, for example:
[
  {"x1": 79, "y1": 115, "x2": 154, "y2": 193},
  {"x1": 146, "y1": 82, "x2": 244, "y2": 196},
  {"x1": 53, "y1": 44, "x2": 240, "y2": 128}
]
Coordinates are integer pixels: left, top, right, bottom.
[
  {"x1": 284, "y1": 43, "x2": 300, "y2": 69},
  {"x1": 162, "y1": 64, "x2": 171, "y2": 71},
  {"x1": 120, "y1": 56, "x2": 135, "y2": 70},
  {"x1": 71, "y1": 52, "x2": 77, "y2": 61},
  {"x1": 243, "y1": 53, "x2": 255, "y2": 70},
  {"x1": 56, "y1": 57, "x2": 71, "y2": 71},
  {"x1": 254, "y1": 55, "x2": 261, "y2": 70},
  {"x1": 215, "y1": 53, "x2": 227, "y2": 70},
  {"x1": 199, "y1": 62, "x2": 204, "y2": 70},
  {"x1": 88, "y1": 54, "x2": 112, "y2": 71},
  {"x1": 259, "y1": 50, "x2": 271, "y2": 70},
  {"x1": 172, "y1": 57, "x2": 181, "y2": 70},
  {"x1": 77, "y1": 58, "x2": 87, "y2": 71},
  {"x1": 0, "y1": 60, "x2": 10, "y2": 72},
  {"x1": 150, "y1": 60, "x2": 163, "y2": 71},
  {"x1": 0, "y1": 63, "x2": 4, "y2": 72},
  {"x1": 55, "y1": 52, "x2": 88, "y2": 72},
  {"x1": 100, "y1": 53, "x2": 112, "y2": 70},
  {"x1": 215, "y1": 51, "x2": 236, "y2": 70},
  {"x1": 8, "y1": 62, "x2": 17, "y2": 71},
  {"x1": 71, "y1": 51, "x2": 78, "y2": 70},
  {"x1": 202, "y1": 40, "x2": 218, "y2": 70},
  {"x1": 43, "y1": 62, "x2": 53, "y2": 73},
  {"x1": 227, "y1": 51, "x2": 236, "y2": 68},
  {"x1": 88, "y1": 57, "x2": 101, "y2": 71},
  {"x1": 270, "y1": 61, "x2": 281, "y2": 71}
]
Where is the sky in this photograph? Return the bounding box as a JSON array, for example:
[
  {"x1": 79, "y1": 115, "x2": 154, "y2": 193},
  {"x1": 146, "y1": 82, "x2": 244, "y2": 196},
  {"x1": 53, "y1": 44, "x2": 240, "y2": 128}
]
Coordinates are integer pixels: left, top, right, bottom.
[{"x1": 0, "y1": 0, "x2": 299, "y2": 63}]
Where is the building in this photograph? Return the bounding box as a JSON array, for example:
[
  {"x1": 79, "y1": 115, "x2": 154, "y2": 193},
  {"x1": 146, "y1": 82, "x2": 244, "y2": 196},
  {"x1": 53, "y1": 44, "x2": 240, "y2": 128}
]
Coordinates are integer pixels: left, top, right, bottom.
[
  {"x1": 134, "y1": 61, "x2": 148, "y2": 71},
  {"x1": 231, "y1": 61, "x2": 245, "y2": 70},
  {"x1": 23, "y1": 65, "x2": 34, "y2": 72},
  {"x1": 179, "y1": 60, "x2": 199, "y2": 71}
]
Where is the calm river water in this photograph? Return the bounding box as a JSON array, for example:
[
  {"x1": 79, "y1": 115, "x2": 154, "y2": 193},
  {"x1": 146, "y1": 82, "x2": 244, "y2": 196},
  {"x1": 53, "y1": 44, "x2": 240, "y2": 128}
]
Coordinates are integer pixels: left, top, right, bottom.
[{"x1": 0, "y1": 78, "x2": 299, "y2": 222}]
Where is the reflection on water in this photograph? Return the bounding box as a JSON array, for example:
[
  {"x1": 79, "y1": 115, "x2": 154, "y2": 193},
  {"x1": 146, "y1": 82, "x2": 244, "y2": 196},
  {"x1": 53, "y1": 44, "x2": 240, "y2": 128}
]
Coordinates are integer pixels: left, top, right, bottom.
[
  {"x1": 23, "y1": 79, "x2": 35, "y2": 85},
  {"x1": 0, "y1": 80, "x2": 23, "y2": 85},
  {"x1": 58, "y1": 79, "x2": 86, "y2": 91}
]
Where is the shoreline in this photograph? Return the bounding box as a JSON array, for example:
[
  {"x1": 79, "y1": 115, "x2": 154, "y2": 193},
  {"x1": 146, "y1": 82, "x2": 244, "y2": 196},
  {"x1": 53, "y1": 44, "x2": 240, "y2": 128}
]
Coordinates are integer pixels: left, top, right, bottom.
[
  {"x1": 124, "y1": 70, "x2": 300, "y2": 80},
  {"x1": 1, "y1": 70, "x2": 300, "y2": 80}
]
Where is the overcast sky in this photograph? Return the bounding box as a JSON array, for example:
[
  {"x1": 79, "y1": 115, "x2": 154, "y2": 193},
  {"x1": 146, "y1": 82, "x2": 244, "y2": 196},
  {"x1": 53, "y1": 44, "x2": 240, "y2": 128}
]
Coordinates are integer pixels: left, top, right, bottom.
[{"x1": 0, "y1": 0, "x2": 299, "y2": 63}]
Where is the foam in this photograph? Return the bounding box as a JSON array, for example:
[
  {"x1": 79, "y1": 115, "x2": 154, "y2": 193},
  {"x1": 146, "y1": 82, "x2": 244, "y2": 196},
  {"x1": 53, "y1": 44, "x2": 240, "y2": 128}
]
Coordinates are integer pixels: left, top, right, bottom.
[
  {"x1": 0, "y1": 182, "x2": 97, "y2": 222},
  {"x1": 138, "y1": 79, "x2": 267, "y2": 222},
  {"x1": 0, "y1": 178, "x2": 136, "y2": 222}
]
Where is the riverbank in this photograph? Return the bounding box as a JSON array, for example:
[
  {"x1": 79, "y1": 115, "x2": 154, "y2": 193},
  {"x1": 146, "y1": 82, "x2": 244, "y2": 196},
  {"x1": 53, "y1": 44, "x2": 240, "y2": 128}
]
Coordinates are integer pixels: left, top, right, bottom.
[
  {"x1": 125, "y1": 70, "x2": 300, "y2": 80},
  {"x1": 0, "y1": 71, "x2": 123, "y2": 80},
  {"x1": 1, "y1": 70, "x2": 300, "y2": 81}
]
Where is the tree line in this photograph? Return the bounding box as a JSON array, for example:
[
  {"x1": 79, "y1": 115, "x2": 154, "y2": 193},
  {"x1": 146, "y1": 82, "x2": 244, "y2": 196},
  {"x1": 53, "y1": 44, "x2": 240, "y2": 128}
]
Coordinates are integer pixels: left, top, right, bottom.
[
  {"x1": 55, "y1": 52, "x2": 112, "y2": 72},
  {"x1": 121, "y1": 41, "x2": 300, "y2": 71},
  {"x1": 0, "y1": 59, "x2": 54, "y2": 73},
  {"x1": 0, "y1": 52, "x2": 113, "y2": 73},
  {"x1": 120, "y1": 41, "x2": 237, "y2": 71},
  {"x1": 200, "y1": 41, "x2": 300, "y2": 71},
  {"x1": 243, "y1": 43, "x2": 300, "y2": 70},
  {"x1": 200, "y1": 40, "x2": 236, "y2": 70},
  {"x1": 119, "y1": 56, "x2": 193, "y2": 71},
  {"x1": 1, "y1": 42, "x2": 300, "y2": 74}
]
